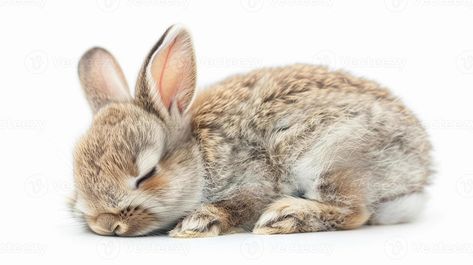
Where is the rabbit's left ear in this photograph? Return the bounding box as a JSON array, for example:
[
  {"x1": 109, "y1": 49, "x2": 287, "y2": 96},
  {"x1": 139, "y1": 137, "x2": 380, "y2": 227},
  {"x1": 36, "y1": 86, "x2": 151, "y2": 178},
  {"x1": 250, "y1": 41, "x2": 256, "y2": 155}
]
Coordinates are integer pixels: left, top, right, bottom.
[
  {"x1": 136, "y1": 25, "x2": 196, "y2": 118},
  {"x1": 78, "y1": 47, "x2": 131, "y2": 114}
]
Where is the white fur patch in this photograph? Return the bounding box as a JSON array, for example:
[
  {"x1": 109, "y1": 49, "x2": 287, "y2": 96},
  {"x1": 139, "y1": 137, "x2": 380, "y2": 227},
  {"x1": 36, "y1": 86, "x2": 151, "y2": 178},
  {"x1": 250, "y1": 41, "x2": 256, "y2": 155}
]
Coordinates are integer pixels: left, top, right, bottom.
[
  {"x1": 137, "y1": 148, "x2": 160, "y2": 175},
  {"x1": 370, "y1": 192, "x2": 428, "y2": 225},
  {"x1": 127, "y1": 147, "x2": 161, "y2": 189},
  {"x1": 292, "y1": 117, "x2": 370, "y2": 200}
]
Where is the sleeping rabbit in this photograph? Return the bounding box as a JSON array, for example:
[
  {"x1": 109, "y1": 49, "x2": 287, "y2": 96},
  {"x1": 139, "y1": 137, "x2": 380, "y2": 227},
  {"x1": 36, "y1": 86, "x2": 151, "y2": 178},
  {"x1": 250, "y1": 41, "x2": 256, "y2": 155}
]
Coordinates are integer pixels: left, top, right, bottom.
[{"x1": 70, "y1": 25, "x2": 432, "y2": 237}]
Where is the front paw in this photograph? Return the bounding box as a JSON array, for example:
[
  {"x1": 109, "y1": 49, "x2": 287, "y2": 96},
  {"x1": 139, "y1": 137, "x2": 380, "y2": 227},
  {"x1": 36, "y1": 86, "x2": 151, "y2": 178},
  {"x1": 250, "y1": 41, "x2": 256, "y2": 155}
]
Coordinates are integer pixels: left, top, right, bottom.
[{"x1": 169, "y1": 205, "x2": 226, "y2": 238}]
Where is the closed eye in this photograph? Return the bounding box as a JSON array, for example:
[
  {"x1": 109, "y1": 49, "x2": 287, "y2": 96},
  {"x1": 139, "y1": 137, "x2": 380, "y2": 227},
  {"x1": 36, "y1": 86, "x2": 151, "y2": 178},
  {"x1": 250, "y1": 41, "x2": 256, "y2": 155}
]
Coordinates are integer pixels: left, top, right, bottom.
[{"x1": 136, "y1": 167, "x2": 156, "y2": 188}]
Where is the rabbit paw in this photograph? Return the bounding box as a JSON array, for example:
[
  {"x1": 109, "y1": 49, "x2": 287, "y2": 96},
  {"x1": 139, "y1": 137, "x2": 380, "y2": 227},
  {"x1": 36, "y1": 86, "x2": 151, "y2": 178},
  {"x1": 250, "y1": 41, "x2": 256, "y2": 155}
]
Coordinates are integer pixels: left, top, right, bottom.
[
  {"x1": 253, "y1": 212, "x2": 305, "y2": 235},
  {"x1": 169, "y1": 205, "x2": 226, "y2": 238},
  {"x1": 252, "y1": 197, "x2": 321, "y2": 235}
]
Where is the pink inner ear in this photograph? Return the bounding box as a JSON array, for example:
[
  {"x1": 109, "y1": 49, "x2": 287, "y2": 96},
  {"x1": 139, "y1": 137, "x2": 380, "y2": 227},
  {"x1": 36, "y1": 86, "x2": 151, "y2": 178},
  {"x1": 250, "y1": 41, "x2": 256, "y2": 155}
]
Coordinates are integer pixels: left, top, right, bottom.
[
  {"x1": 151, "y1": 39, "x2": 180, "y2": 109},
  {"x1": 148, "y1": 26, "x2": 196, "y2": 114},
  {"x1": 158, "y1": 40, "x2": 177, "y2": 109}
]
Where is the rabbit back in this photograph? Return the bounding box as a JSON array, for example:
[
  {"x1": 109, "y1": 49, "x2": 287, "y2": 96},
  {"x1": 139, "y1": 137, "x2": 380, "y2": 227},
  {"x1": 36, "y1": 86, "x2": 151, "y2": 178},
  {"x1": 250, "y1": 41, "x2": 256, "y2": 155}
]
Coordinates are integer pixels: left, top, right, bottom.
[{"x1": 191, "y1": 64, "x2": 432, "y2": 212}]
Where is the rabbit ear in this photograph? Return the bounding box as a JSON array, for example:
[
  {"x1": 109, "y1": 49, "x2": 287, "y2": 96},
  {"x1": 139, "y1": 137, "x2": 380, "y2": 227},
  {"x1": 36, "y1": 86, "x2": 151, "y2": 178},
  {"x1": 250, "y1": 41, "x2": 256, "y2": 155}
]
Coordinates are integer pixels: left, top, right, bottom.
[
  {"x1": 78, "y1": 47, "x2": 131, "y2": 113},
  {"x1": 135, "y1": 25, "x2": 196, "y2": 119}
]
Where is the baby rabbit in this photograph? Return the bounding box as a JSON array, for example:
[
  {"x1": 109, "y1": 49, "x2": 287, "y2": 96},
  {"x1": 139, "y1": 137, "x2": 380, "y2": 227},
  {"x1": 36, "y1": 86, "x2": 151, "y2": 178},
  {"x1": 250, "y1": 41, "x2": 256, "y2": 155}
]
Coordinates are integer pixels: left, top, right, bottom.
[{"x1": 71, "y1": 25, "x2": 432, "y2": 237}]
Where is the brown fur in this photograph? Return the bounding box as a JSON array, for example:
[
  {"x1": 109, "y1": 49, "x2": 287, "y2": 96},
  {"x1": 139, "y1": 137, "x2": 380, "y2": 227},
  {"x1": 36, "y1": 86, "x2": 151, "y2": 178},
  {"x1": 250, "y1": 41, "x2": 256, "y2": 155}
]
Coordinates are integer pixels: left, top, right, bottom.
[{"x1": 72, "y1": 25, "x2": 432, "y2": 237}]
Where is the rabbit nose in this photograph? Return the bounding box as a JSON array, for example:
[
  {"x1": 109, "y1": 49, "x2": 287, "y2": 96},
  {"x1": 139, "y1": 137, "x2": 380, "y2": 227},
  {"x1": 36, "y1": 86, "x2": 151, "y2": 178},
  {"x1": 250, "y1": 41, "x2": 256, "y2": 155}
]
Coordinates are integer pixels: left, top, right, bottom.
[{"x1": 93, "y1": 213, "x2": 128, "y2": 236}]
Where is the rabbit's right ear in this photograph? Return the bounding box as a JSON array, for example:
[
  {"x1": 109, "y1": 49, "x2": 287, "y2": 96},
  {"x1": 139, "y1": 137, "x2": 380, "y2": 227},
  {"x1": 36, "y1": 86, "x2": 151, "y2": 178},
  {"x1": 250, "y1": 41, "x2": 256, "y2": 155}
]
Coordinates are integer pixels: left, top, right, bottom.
[
  {"x1": 135, "y1": 25, "x2": 196, "y2": 121},
  {"x1": 78, "y1": 47, "x2": 131, "y2": 114}
]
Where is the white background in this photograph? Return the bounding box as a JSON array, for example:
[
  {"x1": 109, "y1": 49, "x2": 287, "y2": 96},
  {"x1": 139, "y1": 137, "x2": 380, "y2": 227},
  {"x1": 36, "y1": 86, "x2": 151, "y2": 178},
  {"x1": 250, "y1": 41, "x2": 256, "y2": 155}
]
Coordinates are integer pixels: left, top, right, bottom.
[{"x1": 1, "y1": 0, "x2": 473, "y2": 264}]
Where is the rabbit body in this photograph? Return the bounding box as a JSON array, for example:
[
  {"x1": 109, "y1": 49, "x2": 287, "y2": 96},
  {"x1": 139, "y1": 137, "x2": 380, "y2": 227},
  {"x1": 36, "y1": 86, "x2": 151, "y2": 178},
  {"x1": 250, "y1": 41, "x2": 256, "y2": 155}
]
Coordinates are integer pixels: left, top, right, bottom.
[
  {"x1": 72, "y1": 25, "x2": 432, "y2": 237},
  {"x1": 176, "y1": 64, "x2": 432, "y2": 236}
]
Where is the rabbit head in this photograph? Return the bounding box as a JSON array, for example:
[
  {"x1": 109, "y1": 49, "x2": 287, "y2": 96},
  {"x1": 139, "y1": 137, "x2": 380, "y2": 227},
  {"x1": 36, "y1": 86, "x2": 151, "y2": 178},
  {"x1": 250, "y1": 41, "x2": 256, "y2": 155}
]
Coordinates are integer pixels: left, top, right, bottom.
[{"x1": 70, "y1": 25, "x2": 204, "y2": 236}]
